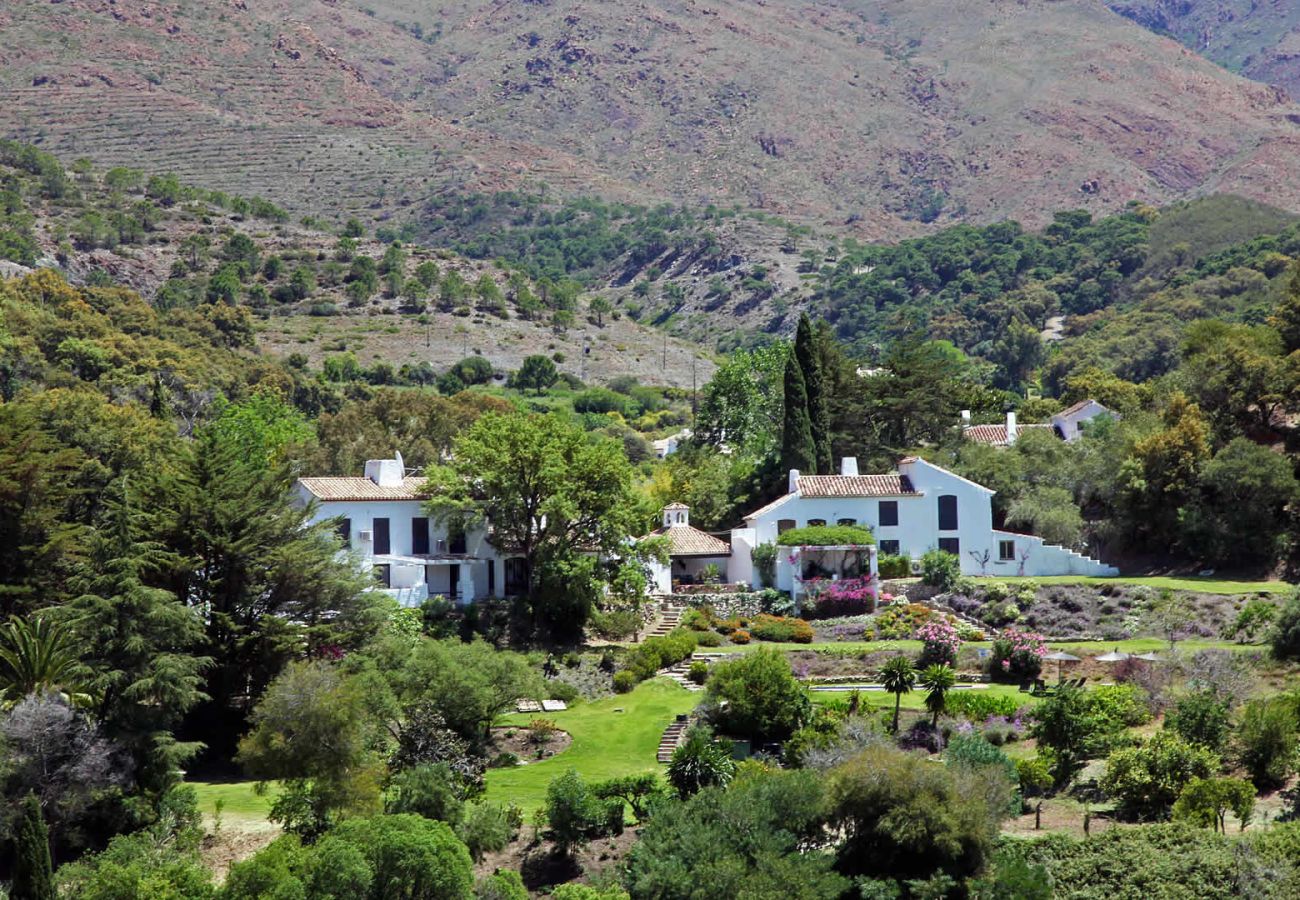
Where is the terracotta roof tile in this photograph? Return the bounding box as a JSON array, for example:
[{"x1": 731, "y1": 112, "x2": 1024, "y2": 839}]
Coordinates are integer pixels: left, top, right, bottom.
[
  {"x1": 1056, "y1": 399, "x2": 1107, "y2": 418},
  {"x1": 962, "y1": 423, "x2": 1053, "y2": 446},
  {"x1": 297, "y1": 476, "x2": 427, "y2": 501},
  {"x1": 797, "y1": 474, "x2": 917, "y2": 497},
  {"x1": 644, "y1": 524, "x2": 731, "y2": 557}
]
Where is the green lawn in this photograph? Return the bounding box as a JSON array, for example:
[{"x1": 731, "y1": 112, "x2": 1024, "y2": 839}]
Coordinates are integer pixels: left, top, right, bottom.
[
  {"x1": 971, "y1": 575, "x2": 1288, "y2": 595},
  {"x1": 188, "y1": 779, "x2": 277, "y2": 831},
  {"x1": 810, "y1": 682, "x2": 1031, "y2": 710},
  {"x1": 723, "y1": 637, "x2": 1263, "y2": 655},
  {"x1": 487, "y1": 677, "x2": 698, "y2": 815}
]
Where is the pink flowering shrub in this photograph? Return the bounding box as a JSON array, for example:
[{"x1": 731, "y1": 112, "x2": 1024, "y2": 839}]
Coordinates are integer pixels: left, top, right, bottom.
[
  {"x1": 988, "y1": 626, "x2": 1048, "y2": 682},
  {"x1": 916, "y1": 617, "x2": 962, "y2": 666},
  {"x1": 806, "y1": 576, "x2": 878, "y2": 619}
]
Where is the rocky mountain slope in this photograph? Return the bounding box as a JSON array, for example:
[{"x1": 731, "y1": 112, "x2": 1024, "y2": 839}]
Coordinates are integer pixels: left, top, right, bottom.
[
  {"x1": 5, "y1": 0, "x2": 1300, "y2": 240},
  {"x1": 1108, "y1": 0, "x2": 1300, "y2": 99}
]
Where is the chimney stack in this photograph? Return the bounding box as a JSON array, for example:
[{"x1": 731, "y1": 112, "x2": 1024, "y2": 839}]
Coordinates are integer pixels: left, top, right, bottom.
[
  {"x1": 788, "y1": 469, "x2": 801, "y2": 494},
  {"x1": 840, "y1": 457, "x2": 859, "y2": 476},
  {"x1": 364, "y1": 456, "x2": 405, "y2": 487},
  {"x1": 1006, "y1": 411, "x2": 1018, "y2": 444},
  {"x1": 960, "y1": 409, "x2": 971, "y2": 428}
]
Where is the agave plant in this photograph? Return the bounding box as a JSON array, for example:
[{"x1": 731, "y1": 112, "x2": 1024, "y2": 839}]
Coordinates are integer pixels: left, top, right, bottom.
[{"x1": 0, "y1": 616, "x2": 93, "y2": 709}]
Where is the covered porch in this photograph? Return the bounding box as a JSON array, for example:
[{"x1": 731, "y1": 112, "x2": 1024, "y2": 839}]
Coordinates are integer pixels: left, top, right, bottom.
[
  {"x1": 777, "y1": 543, "x2": 879, "y2": 604},
  {"x1": 372, "y1": 554, "x2": 488, "y2": 607}
]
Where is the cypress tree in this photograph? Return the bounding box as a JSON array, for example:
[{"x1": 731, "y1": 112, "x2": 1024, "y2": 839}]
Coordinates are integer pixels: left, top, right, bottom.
[
  {"x1": 795, "y1": 314, "x2": 832, "y2": 473},
  {"x1": 13, "y1": 793, "x2": 55, "y2": 900},
  {"x1": 781, "y1": 354, "x2": 816, "y2": 477}
]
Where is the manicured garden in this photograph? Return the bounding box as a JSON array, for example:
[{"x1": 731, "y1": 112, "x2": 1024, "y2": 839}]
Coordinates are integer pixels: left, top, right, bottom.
[{"x1": 972, "y1": 575, "x2": 1286, "y2": 596}]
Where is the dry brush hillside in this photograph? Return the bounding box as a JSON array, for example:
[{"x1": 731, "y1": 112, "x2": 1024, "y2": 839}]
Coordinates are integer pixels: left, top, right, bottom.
[{"x1": 5, "y1": 0, "x2": 1300, "y2": 239}]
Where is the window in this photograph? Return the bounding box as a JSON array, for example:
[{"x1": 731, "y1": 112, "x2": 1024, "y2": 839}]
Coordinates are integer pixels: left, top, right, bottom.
[
  {"x1": 777, "y1": 519, "x2": 796, "y2": 534},
  {"x1": 487, "y1": 560, "x2": 495, "y2": 596},
  {"x1": 879, "y1": 501, "x2": 898, "y2": 527},
  {"x1": 807, "y1": 518, "x2": 827, "y2": 527},
  {"x1": 449, "y1": 522, "x2": 467, "y2": 555},
  {"x1": 336, "y1": 517, "x2": 351, "y2": 548},
  {"x1": 373, "y1": 518, "x2": 391, "y2": 555},
  {"x1": 938, "y1": 495, "x2": 958, "y2": 531},
  {"x1": 837, "y1": 518, "x2": 857, "y2": 527},
  {"x1": 879, "y1": 539, "x2": 900, "y2": 556},
  {"x1": 938, "y1": 537, "x2": 960, "y2": 556},
  {"x1": 504, "y1": 558, "x2": 528, "y2": 596},
  {"x1": 999, "y1": 540, "x2": 1015, "y2": 561},
  {"x1": 411, "y1": 517, "x2": 429, "y2": 555},
  {"x1": 374, "y1": 564, "x2": 391, "y2": 588}
]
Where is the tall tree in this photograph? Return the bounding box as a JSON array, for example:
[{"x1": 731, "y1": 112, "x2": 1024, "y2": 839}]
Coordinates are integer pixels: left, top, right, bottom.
[
  {"x1": 780, "y1": 354, "x2": 816, "y2": 477},
  {"x1": 67, "y1": 482, "x2": 209, "y2": 798},
  {"x1": 1269, "y1": 262, "x2": 1300, "y2": 354},
  {"x1": 795, "y1": 315, "x2": 832, "y2": 473},
  {"x1": 13, "y1": 793, "x2": 55, "y2": 900},
  {"x1": 159, "y1": 422, "x2": 378, "y2": 758},
  {"x1": 423, "y1": 412, "x2": 638, "y2": 636}
]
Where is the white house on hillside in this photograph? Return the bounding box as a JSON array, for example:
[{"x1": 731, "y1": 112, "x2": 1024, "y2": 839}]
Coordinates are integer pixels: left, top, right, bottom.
[
  {"x1": 295, "y1": 454, "x2": 520, "y2": 607},
  {"x1": 962, "y1": 400, "x2": 1117, "y2": 447},
  {"x1": 643, "y1": 503, "x2": 733, "y2": 594}
]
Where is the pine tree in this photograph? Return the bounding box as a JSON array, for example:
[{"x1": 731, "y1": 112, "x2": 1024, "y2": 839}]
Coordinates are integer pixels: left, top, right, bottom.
[
  {"x1": 795, "y1": 314, "x2": 831, "y2": 474},
  {"x1": 781, "y1": 354, "x2": 816, "y2": 477},
  {"x1": 69, "y1": 480, "x2": 210, "y2": 798},
  {"x1": 13, "y1": 794, "x2": 55, "y2": 900}
]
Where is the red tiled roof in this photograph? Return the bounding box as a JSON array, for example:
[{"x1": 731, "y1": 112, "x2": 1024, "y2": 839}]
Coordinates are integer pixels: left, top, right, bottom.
[
  {"x1": 297, "y1": 476, "x2": 427, "y2": 501},
  {"x1": 644, "y1": 524, "x2": 731, "y2": 557},
  {"x1": 797, "y1": 474, "x2": 917, "y2": 497},
  {"x1": 962, "y1": 423, "x2": 1053, "y2": 446},
  {"x1": 1056, "y1": 399, "x2": 1107, "y2": 418}
]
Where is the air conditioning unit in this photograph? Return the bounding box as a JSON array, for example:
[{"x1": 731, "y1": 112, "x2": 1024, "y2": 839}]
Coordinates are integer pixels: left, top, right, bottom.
[
  {"x1": 359, "y1": 530, "x2": 374, "y2": 542},
  {"x1": 908, "y1": 559, "x2": 923, "y2": 576}
]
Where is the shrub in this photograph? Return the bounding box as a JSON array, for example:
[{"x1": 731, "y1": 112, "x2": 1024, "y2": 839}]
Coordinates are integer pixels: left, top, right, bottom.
[
  {"x1": 751, "y1": 542, "x2": 779, "y2": 588},
  {"x1": 1236, "y1": 698, "x2": 1299, "y2": 789},
  {"x1": 457, "y1": 802, "x2": 521, "y2": 861},
  {"x1": 545, "y1": 770, "x2": 609, "y2": 855},
  {"x1": 916, "y1": 618, "x2": 962, "y2": 666},
  {"x1": 776, "y1": 524, "x2": 874, "y2": 547},
  {"x1": 1166, "y1": 691, "x2": 1232, "y2": 752},
  {"x1": 944, "y1": 692, "x2": 1022, "y2": 722},
  {"x1": 694, "y1": 630, "x2": 723, "y2": 648},
  {"x1": 1270, "y1": 590, "x2": 1300, "y2": 660},
  {"x1": 625, "y1": 629, "x2": 697, "y2": 682},
  {"x1": 730, "y1": 629, "x2": 751, "y2": 644},
  {"x1": 593, "y1": 773, "x2": 665, "y2": 822},
  {"x1": 987, "y1": 627, "x2": 1047, "y2": 682},
  {"x1": 808, "y1": 576, "x2": 877, "y2": 618},
  {"x1": 612, "y1": 670, "x2": 637, "y2": 694},
  {"x1": 688, "y1": 661, "x2": 708, "y2": 684},
  {"x1": 873, "y1": 602, "x2": 934, "y2": 639},
  {"x1": 588, "y1": 609, "x2": 641, "y2": 641},
  {"x1": 749, "y1": 614, "x2": 814, "y2": 643},
  {"x1": 667, "y1": 726, "x2": 736, "y2": 797},
  {"x1": 475, "y1": 870, "x2": 528, "y2": 900},
  {"x1": 877, "y1": 554, "x2": 912, "y2": 579},
  {"x1": 1100, "y1": 731, "x2": 1219, "y2": 819},
  {"x1": 920, "y1": 550, "x2": 960, "y2": 590},
  {"x1": 705, "y1": 647, "x2": 811, "y2": 741},
  {"x1": 1172, "y1": 777, "x2": 1256, "y2": 833},
  {"x1": 386, "y1": 764, "x2": 466, "y2": 828},
  {"x1": 329, "y1": 814, "x2": 475, "y2": 900},
  {"x1": 1088, "y1": 684, "x2": 1153, "y2": 728}
]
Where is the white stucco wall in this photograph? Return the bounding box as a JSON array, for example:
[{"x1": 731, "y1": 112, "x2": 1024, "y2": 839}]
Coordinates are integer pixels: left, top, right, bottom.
[{"x1": 728, "y1": 458, "x2": 1117, "y2": 584}]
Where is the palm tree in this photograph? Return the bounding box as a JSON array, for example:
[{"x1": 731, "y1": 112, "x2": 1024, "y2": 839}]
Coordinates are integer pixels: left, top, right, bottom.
[
  {"x1": 919, "y1": 663, "x2": 957, "y2": 727},
  {"x1": 879, "y1": 655, "x2": 916, "y2": 733},
  {"x1": 0, "y1": 616, "x2": 92, "y2": 708}
]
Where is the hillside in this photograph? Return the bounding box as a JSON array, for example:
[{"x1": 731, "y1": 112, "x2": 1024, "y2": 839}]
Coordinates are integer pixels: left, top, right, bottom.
[
  {"x1": 1108, "y1": 0, "x2": 1300, "y2": 98},
  {"x1": 6, "y1": 0, "x2": 1300, "y2": 240},
  {"x1": 0, "y1": 143, "x2": 714, "y2": 386}
]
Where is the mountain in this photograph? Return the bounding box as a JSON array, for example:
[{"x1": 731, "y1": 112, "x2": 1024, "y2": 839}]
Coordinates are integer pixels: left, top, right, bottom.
[
  {"x1": 0, "y1": 143, "x2": 714, "y2": 386},
  {"x1": 1108, "y1": 0, "x2": 1300, "y2": 99},
  {"x1": 6, "y1": 0, "x2": 1300, "y2": 241}
]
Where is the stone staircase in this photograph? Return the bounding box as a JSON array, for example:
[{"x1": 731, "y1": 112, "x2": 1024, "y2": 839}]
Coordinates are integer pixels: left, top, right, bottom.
[
  {"x1": 645, "y1": 601, "x2": 686, "y2": 638},
  {"x1": 916, "y1": 598, "x2": 986, "y2": 634},
  {"x1": 657, "y1": 719, "x2": 690, "y2": 763}
]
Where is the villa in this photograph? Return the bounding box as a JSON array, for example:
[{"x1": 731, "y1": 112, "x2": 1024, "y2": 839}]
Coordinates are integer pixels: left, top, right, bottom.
[{"x1": 961, "y1": 400, "x2": 1117, "y2": 447}]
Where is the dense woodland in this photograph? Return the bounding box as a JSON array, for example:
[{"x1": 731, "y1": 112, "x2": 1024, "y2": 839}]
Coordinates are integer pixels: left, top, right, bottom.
[{"x1": 6, "y1": 145, "x2": 1300, "y2": 898}]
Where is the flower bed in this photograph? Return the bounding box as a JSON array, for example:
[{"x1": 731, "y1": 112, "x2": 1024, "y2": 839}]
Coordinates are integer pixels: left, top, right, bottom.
[
  {"x1": 675, "y1": 589, "x2": 793, "y2": 619},
  {"x1": 916, "y1": 618, "x2": 962, "y2": 667}
]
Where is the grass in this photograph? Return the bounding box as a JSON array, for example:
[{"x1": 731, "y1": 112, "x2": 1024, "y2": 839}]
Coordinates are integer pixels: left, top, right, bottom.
[
  {"x1": 188, "y1": 780, "x2": 278, "y2": 831},
  {"x1": 487, "y1": 677, "x2": 698, "y2": 816},
  {"x1": 971, "y1": 575, "x2": 1287, "y2": 595}
]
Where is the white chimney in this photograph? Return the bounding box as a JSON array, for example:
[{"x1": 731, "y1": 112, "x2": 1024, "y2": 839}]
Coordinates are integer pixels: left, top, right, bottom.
[
  {"x1": 840, "y1": 457, "x2": 859, "y2": 476},
  {"x1": 960, "y1": 409, "x2": 971, "y2": 428},
  {"x1": 788, "y1": 469, "x2": 801, "y2": 494},
  {"x1": 364, "y1": 456, "x2": 405, "y2": 487},
  {"x1": 1006, "y1": 411, "x2": 1018, "y2": 444}
]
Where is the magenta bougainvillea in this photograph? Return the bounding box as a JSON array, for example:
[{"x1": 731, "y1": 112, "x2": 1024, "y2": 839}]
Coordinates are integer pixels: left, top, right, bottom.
[
  {"x1": 806, "y1": 575, "x2": 879, "y2": 618},
  {"x1": 916, "y1": 617, "x2": 962, "y2": 666}
]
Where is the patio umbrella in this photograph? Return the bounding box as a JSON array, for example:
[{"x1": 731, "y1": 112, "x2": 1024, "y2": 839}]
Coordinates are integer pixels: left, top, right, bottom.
[
  {"x1": 1043, "y1": 650, "x2": 1081, "y2": 682},
  {"x1": 1094, "y1": 649, "x2": 1131, "y2": 663},
  {"x1": 1134, "y1": 652, "x2": 1161, "y2": 662}
]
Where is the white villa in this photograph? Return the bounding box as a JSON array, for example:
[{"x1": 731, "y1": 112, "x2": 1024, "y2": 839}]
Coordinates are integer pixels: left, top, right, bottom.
[
  {"x1": 648, "y1": 455, "x2": 1116, "y2": 599},
  {"x1": 961, "y1": 400, "x2": 1117, "y2": 447},
  {"x1": 295, "y1": 453, "x2": 526, "y2": 607}
]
